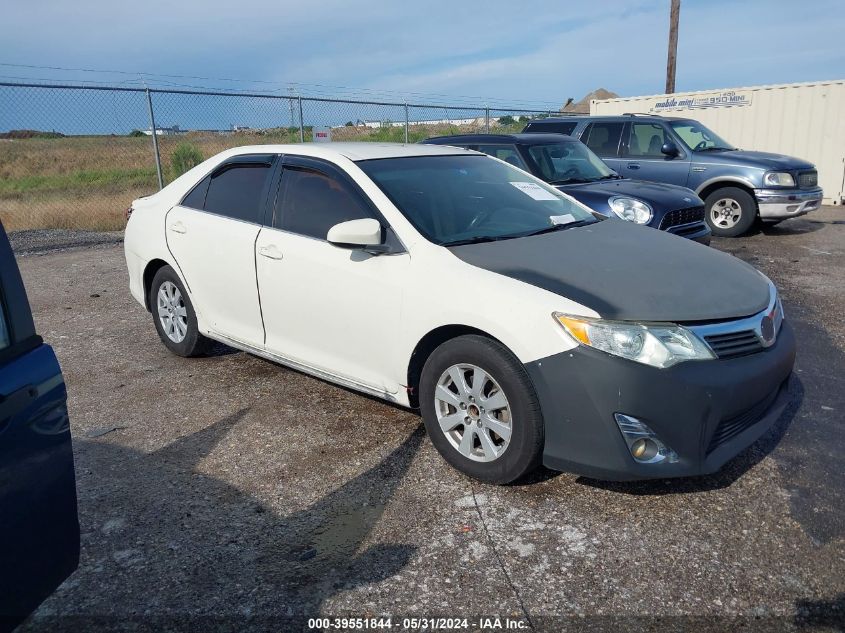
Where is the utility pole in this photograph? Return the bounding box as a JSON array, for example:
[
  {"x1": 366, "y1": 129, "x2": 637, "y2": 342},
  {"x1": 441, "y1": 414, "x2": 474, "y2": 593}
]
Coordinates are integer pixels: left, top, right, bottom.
[{"x1": 665, "y1": 0, "x2": 680, "y2": 94}]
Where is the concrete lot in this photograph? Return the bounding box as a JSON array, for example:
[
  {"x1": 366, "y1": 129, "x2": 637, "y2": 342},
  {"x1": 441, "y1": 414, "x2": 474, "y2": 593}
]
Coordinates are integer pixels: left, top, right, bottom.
[{"x1": 14, "y1": 207, "x2": 845, "y2": 632}]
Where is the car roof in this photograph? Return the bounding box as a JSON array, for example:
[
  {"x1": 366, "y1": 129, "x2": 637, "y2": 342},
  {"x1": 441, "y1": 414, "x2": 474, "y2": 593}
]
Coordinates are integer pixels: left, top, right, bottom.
[
  {"x1": 529, "y1": 115, "x2": 689, "y2": 122},
  {"x1": 424, "y1": 133, "x2": 577, "y2": 145},
  {"x1": 214, "y1": 142, "x2": 478, "y2": 162}
]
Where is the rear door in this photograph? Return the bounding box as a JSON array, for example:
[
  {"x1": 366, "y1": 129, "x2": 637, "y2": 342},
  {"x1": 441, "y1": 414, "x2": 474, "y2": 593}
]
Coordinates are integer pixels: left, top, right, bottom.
[
  {"x1": 620, "y1": 121, "x2": 691, "y2": 186},
  {"x1": 0, "y1": 222, "x2": 79, "y2": 629},
  {"x1": 166, "y1": 155, "x2": 276, "y2": 347},
  {"x1": 579, "y1": 121, "x2": 626, "y2": 174}
]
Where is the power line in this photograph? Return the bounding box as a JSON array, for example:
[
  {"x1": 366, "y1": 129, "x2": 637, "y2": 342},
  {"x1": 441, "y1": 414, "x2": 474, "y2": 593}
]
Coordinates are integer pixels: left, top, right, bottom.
[{"x1": 0, "y1": 62, "x2": 561, "y2": 108}]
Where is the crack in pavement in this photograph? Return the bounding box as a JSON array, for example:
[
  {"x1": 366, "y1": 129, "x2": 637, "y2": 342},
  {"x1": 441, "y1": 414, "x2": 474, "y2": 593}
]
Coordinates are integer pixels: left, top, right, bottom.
[{"x1": 470, "y1": 483, "x2": 535, "y2": 630}]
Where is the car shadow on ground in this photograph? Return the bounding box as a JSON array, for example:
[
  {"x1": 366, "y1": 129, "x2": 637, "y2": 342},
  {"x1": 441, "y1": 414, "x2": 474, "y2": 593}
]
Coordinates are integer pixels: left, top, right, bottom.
[
  {"x1": 574, "y1": 376, "x2": 804, "y2": 497},
  {"x1": 25, "y1": 411, "x2": 425, "y2": 631},
  {"x1": 794, "y1": 594, "x2": 845, "y2": 631}
]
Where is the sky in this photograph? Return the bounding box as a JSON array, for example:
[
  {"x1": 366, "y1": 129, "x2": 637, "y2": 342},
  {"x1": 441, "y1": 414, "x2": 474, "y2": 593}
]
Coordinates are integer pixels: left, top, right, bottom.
[{"x1": 1, "y1": 0, "x2": 843, "y2": 109}]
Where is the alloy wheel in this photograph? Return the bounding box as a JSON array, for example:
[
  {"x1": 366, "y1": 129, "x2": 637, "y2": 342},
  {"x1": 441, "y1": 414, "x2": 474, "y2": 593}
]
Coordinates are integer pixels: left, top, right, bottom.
[
  {"x1": 157, "y1": 281, "x2": 188, "y2": 343},
  {"x1": 709, "y1": 197, "x2": 743, "y2": 229},
  {"x1": 434, "y1": 363, "x2": 512, "y2": 462}
]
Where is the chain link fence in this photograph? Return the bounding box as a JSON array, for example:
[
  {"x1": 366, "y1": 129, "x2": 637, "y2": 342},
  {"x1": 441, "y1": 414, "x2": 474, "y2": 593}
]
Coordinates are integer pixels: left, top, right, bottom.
[{"x1": 0, "y1": 81, "x2": 555, "y2": 231}]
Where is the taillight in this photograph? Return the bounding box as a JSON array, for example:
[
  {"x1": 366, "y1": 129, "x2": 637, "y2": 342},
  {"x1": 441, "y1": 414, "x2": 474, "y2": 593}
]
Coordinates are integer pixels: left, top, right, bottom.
[{"x1": 125, "y1": 206, "x2": 134, "y2": 222}]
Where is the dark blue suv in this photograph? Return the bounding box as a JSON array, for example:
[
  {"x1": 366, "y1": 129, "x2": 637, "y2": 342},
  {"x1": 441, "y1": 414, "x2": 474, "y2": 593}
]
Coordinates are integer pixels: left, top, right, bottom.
[
  {"x1": 0, "y1": 221, "x2": 80, "y2": 629},
  {"x1": 523, "y1": 115, "x2": 823, "y2": 237},
  {"x1": 422, "y1": 134, "x2": 710, "y2": 244}
]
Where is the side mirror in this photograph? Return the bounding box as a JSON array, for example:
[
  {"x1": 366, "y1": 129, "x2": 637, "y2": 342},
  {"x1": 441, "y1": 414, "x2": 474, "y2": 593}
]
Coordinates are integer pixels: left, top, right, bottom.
[
  {"x1": 661, "y1": 142, "x2": 680, "y2": 157},
  {"x1": 327, "y1": 218, "x2": 389, "y2": 254}
]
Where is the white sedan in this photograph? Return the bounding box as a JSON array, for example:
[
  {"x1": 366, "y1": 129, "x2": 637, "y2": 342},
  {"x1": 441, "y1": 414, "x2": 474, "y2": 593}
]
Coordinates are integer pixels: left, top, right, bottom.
[{"x1": 125, "y1": 143, "x2": 794, "y2": 483}]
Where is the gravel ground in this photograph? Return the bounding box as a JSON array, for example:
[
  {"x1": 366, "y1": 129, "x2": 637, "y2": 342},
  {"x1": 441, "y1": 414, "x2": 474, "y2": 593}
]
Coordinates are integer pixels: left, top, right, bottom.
[
  {"x1": 9, "y1": 229, "x2": 123, "y2": 256},
  {"x1": 11, "y1": 207, "x2": 845, "y2": 632}
]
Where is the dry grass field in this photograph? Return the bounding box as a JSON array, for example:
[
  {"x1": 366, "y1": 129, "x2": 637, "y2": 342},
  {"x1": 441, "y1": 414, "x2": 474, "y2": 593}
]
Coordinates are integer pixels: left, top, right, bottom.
[{"x1": 0, "y1": 121, "x2": 523, "y2": 231}]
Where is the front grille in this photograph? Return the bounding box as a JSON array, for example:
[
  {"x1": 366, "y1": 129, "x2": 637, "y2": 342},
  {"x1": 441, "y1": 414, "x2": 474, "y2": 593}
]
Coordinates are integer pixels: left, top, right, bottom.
[
  {"x1": 798, "y1": 170, "x2": 818, "y2": 188},
  {"x1": 659, "y1": 206, "x2": 705, "y2": 230},
  {"x1": 704, "y1": 330, "x2": 763, "y2": 359},
  {"x1": 707, "y1": 382, "x2": 785, "y2": 453}
]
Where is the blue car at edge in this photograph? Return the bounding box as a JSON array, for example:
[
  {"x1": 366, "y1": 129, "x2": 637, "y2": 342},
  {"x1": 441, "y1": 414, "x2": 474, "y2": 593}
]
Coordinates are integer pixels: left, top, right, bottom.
[{"x1": 0, "y1": 220, "x2": 80, "y2": 631}]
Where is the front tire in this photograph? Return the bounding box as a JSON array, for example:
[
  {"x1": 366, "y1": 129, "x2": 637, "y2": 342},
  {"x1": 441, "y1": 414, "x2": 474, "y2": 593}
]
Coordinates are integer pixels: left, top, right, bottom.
[
  {"x1": 149, "y1": 266, "x2": 211, "y2": 357},
  {"x1": 704, "y1": 187, "x2": 757, "y2": 237},
  {"x1": 419, "y1": 335, "x2": 544, "y2": 484}
]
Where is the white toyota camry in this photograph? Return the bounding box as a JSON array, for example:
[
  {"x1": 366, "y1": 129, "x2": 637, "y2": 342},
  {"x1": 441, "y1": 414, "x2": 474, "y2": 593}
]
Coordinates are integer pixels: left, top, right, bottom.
[{"x1": 125, "y1": 143, "x2": 794, "y2": 484}]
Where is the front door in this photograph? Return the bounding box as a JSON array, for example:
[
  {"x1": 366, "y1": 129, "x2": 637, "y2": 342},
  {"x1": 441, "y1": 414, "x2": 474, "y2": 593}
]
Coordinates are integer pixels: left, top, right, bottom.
[
  {"x1": 0, "y1": 221, "x2": 79, "y2": 629},
  {"x1": 166, "y1": 155, "x2": 276, "y2": 346},
  {"x1": 620, "y1": 121, "x2": 691, "y2": 187},
  {"x1": 255, "y1": 156, "x2": 409, "y2": 393}
]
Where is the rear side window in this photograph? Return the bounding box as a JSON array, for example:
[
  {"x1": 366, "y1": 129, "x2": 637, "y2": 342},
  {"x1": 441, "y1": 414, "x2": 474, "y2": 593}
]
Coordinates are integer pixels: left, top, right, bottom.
[
  {"x1": 524, "y1": 121, "x2": 577, "y2": 135},
  {"x1": 582, "y1": 122, "x2": 624, "y2": 157},
  {"x1": 275, "y1": 166, "x2": 375, "y2": 240},
  {"x1": 476, "y1": 145, "x2": 528, "y2": 169},
  {"x1": 203, "y1": 164, "x2": 273, "y2": 223}
]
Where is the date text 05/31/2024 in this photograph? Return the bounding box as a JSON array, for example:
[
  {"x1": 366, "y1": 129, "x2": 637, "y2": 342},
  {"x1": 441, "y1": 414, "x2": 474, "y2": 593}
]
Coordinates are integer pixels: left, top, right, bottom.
[{"x1": 307, "y1": 617, "x2": 529, "y2": 630}]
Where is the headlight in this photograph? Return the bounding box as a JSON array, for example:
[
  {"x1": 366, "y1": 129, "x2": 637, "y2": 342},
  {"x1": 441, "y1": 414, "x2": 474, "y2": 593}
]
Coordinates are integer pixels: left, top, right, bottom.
[
  {"x1": 608, "y1": 196, "x2": 653, "y2": 224},
  {"x1": 763, "y1": 171, "x2": 796, "y2": 187},
  {"x1": 554, "y1": 313, "x2": 715, "y2": 368}
]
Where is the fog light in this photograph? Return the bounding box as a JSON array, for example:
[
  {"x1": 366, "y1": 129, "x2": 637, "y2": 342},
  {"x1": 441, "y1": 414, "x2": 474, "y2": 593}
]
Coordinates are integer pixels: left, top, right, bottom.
[{"x1": 614, "y1": 414, "x2": 679, "y2": 464}]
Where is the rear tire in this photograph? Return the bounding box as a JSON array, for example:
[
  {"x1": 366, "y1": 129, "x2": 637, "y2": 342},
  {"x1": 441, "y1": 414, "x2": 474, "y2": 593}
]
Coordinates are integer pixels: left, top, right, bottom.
[
  {"x1": 419, "y1": 335, "x2": 544, "y2": 484},
  {"x1": 149, "y1": 266, "x2": 211, "y2": 357},
  {"x1": 704, "y1": 187, "x2": 757, "y2": 237}
]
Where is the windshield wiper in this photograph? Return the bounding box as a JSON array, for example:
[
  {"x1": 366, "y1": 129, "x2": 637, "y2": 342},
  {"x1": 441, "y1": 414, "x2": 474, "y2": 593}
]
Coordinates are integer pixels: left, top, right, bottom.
[
  {"x1": 443, "y1": 235, "x2": 512, "y2": 247},
  {"x1": 596, "y1": 174, "x2": 623, "y2": 180},
  {"x1": 697, "y1": 147, "x2": 735, "y2": 152},
  {"x1": 520, "y1": 219, "x2": 596, "y2": 237},
  {"x1": 549, "y1": 177, "x2": 592, "y2": 185}
]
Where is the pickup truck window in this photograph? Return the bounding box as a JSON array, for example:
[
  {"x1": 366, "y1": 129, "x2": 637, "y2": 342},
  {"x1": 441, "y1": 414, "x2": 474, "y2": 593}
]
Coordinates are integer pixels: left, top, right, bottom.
[{"x1": 582, "y1": 122, "x2": 624, "y2": 158}]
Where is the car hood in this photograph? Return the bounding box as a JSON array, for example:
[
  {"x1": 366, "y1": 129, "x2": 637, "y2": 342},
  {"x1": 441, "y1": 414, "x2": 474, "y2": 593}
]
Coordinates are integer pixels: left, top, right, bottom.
[
  {"x1": 697, "y1": 149, "x2": 814, "y2": 171},
  {"x1": 558, "y1": 179, "x2": 701, "y2": 212},
  {"x1": 448, "y1": 219, "x2": 770, "y2": 322}
]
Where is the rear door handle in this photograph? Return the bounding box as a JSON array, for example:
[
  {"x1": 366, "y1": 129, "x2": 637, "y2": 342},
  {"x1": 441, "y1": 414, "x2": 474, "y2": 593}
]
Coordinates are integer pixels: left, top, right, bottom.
[
  {"x1": 258, "y1": 245, "x2": 284, "y2": 260},
  {"x1": 627, "y1": 162, "x2": 640, "y2": 170},
  {"x1": 169, "y1": 221, "x2": 187, "y2": 234}
]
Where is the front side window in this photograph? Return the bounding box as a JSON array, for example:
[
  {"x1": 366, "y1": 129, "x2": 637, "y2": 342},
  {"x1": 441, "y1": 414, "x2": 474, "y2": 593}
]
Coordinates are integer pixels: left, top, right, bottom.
[
  {"x1": 276, "y1": 166, "x2": 374, "y2": 239},
  {"x1": 358, "y1": 155, "x2": 597, "y2": 246},
  {"x1": 476, "y1": 145, "x2": 528, "y2": 170},
  {"x1": 582, "y1": 122, "x2": 624, "y2": 157},
  {"x1": 0, "y1": 302, "x2": 9, "y2": 351},
  {"x1": 526, "y1": 142, "x2": 615, "y2": 184},
  {"x1": 203, "y1": 163, "x2": 273, "y2": 222},
  {"x1": 669, "y1": 120, "x2": 735, "y2": 152},
  {"x1": 626, "y1": 123, "x2": 672, "y2": 157}
]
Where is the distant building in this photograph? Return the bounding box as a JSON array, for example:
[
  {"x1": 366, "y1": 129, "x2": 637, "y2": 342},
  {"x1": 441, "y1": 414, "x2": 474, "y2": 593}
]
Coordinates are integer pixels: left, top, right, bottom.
[{"x1": 143, "y1": 124, "x2": 183, "y2": 136}]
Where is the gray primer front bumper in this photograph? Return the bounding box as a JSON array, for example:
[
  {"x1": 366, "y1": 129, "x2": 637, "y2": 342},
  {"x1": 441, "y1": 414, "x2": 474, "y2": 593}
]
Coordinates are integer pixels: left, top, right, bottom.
[
  {"x1": 526, "y1": 321, "x2": 796, "y2": 481},
  {"x1": 755, "y1": 187, "x2": 823, "y2": 220}
]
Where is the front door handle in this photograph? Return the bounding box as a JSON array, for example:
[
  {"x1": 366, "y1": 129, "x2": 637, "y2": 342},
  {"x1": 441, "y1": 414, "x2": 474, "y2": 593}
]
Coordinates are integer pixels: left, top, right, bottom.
[
  {"x1": 258, "y1": 244, "x2": 284, "y2": 260},
  {"x1": 627, "y1": 162, "x2": 641, "y2": 170},
  {"x1": 169, "y1": 221, "x2": 187, "y2": 234}
]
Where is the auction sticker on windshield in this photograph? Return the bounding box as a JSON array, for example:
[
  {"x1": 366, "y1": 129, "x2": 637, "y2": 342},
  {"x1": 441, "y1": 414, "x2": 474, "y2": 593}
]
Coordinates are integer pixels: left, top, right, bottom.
[
  {"x1": 550, "y1": 214, "x2": 576, "y2": 225},
  {"x1": 510, "y1": 181, "x2": 559, "y2": 201}
]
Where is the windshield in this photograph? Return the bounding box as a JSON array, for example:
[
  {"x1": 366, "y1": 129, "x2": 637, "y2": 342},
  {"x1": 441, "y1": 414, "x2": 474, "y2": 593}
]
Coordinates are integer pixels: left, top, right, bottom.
[
  {"x1": 357, "y1": 155, "x2": 598, "y2": 246},
  {"x1": 526, "y1": 141, "x2": 616, "y2": 183},
  {"x1": 669, "y1": 120, "x2": 735, "y2": 151}
]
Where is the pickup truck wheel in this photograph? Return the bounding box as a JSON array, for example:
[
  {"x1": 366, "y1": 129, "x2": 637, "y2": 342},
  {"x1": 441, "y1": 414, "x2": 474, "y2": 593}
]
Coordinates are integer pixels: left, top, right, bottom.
[
  {"x1": 704, "y1": 187, "x2": 757, "y2": 237},
  {"x1": 149, "y1": 266, "x2": 211, "y2": 357},
  {"x1": 419, "y1": 335, "x2": 543, "y2": 484}
]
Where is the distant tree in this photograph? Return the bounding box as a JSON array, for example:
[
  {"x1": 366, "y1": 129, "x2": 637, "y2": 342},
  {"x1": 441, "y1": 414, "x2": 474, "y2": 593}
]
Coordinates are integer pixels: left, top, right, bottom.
[
  {"x1": 344, "y1": 121, "x2": 354, "y2": 127},
  {"x1": 171, "y1": 143, "x2": 204, "y2": 178},
  {"x1": 518, "y1": 115, "x2": 530, "y2": 123},
  {"x1": 497, "y1": 115, "x2": 515, "y2": 125},
  {"x1": 128, "y1": 129, "x2": 145, "y2": 137}
]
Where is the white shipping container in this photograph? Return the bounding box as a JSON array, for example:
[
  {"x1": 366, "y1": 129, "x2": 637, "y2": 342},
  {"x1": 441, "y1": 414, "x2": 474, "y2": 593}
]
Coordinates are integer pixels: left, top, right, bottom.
[{"x1": 591, "y1": 80, "x2": 845, "y2": 204}]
